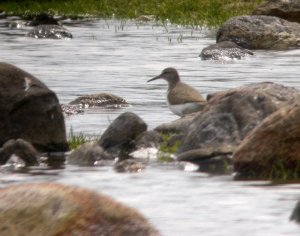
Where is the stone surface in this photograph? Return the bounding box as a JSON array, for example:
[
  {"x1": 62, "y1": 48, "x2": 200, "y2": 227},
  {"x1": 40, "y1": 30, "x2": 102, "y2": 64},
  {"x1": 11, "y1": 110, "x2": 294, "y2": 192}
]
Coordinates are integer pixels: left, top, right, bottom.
[
  {"x1": 177, "y1": 82, "x2": 300, "y2": 163},
  {"x1": 27, "y1": 25, "x2": 73, "y2": 39},
  {"x1": 0, "y1": 183, "x2": 160, "y2": 236},
  {"x1": 68, "y1": 142, "x2": 113, "y2": 166},
  {"x1": 253, "y1": 0, "x2": 300, "y2": 23},
  {"x1": 200, "y1": 41, "x2": 254, "y2": 60},
  {"x1": 233, "y1": 103, "x2": 300, "y2": 180},
  {"x1": 0, "y1": 62, "x2": 68, "y2": 152},
  {"x1": 99, "y1": 112, "x2": 147, "y2": 155},
  {"x1": 217, "y1": 15, "x2": 300, "y2": 49},
  {"x1": 0, "y1": 139, "x2": 38, "y2": 166}
]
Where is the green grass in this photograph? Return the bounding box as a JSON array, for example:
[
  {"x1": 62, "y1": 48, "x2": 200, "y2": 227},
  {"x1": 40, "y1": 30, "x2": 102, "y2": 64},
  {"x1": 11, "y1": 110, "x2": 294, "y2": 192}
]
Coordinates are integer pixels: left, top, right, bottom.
[
  {"x1": 67, "y1": 128, "x2": 99, "y2": 150},
  {"x1": 0, "y1": 0, "x2": 264, "y2": 27}
]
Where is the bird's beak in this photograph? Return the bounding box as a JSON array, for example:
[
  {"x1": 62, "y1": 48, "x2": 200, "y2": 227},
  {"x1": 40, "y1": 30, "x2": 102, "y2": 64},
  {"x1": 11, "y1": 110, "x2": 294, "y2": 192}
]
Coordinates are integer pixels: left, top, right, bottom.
[{"x1": 147, "y1": 74, "x2": 162, "y2": 82}]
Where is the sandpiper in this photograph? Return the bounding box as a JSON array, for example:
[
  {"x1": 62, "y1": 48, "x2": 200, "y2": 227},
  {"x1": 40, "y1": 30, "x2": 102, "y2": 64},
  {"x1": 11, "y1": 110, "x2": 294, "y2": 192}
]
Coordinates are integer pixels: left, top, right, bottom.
[{"x1": 147, "y1": 67, "x2": 206, "y2": 116}]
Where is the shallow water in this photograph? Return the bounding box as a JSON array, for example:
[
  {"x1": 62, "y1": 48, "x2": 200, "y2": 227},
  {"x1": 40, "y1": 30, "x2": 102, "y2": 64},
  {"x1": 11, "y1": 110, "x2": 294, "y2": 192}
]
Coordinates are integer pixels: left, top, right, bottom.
[{"x1": 0, "y1": 17, "x2": 300, "y2": 235}]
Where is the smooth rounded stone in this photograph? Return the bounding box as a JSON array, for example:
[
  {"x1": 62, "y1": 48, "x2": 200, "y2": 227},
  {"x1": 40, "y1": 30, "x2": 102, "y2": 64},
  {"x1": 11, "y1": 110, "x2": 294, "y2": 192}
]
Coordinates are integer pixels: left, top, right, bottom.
[
  {"x1": 177, "y1": 82, "x2": 300, "y2": 162},
  {"x1": 0, "y1": 139, "x2": 38, "y2": 166},
  {"x1": 233, "y1": 103, "x2": 300, "y2": 180},
  {"x1": 99, "y1": 112, "x2": 147, "y2": 155},
  {"x1": 27, "y1": 25, "x2": 73, "y2": 39},
  {"x1": 26, "y1": 12, "x2": 59, "y2": 26},
  {"x1": 69, "y1": 93, "x2": 128, "y2": 109},
  {"x1": 114, "y1": 159, "x2": 146, "y2": 173},
  {"x1": 68, "y1": 142, "x2": 113, "y2": 166},
  {"x1": 135, "y1": 131, "x2": 163, "y2": 149},
  {"x1": 0, "y1": 62, "x2": 68, "y2": 152},
  {"x1": 291, "y1": 200, "x2": 300, "y2": 223},
  {"x1": 0, "y1": 183, "x2": 160, "y2": 236},
  {"x1": 253, "y1": 0, "x2": 300, "y2": 23},
  {"x1": 217, "y1": 15, "x2": 300, "y2": 49},
  {"x1": 200, "y1": 41, "x2": 254, "y2": 60}
]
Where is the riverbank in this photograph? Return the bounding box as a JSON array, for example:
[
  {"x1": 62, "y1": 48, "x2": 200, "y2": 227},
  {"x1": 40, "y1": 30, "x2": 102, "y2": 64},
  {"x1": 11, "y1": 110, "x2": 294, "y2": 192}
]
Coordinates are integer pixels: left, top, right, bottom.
[{"x1": 0, "y1": 0, "x2": 264, "y2": 27}]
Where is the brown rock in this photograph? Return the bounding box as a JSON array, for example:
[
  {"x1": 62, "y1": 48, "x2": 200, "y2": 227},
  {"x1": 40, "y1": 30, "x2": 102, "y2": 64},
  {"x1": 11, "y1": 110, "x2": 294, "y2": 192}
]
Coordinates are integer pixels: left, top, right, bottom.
[
  {"x1": 0, "y1": 183, "x2": 160, "y2": 236},
  {"x1": 233, "y1": 103, "x2": 300, "y2": 180}
]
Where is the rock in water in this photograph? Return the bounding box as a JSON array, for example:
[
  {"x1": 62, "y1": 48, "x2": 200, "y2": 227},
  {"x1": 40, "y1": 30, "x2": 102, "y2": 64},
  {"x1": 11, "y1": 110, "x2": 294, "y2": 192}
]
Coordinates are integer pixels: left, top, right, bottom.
[
  {"x1": 0, "y1": 62, "x2": 68, "y2": 152},
  {"x1": 0, "y1": 183, "x2": 161, "y2": 236}
]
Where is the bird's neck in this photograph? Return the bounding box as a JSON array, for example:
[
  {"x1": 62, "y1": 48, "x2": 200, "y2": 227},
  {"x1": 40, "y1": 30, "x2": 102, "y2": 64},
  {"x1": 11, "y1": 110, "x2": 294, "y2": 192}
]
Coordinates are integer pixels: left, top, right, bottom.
[{"x1": 167, "y1": 79, "x2": 179, "y2": 91}]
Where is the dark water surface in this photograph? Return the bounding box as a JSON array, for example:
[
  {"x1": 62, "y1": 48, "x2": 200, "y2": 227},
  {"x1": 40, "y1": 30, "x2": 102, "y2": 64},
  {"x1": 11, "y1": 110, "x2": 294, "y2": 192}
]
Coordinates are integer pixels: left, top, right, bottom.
[{"x1": 0, "y1": 17, "x2": 299, "y2": 235}]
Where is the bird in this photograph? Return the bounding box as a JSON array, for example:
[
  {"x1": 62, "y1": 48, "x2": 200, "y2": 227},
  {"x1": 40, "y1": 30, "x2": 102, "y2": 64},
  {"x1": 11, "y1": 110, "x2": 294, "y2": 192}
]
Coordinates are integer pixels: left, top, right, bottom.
[{"x1": 147, "y1": 67, "x2": 206, "y2": 116}]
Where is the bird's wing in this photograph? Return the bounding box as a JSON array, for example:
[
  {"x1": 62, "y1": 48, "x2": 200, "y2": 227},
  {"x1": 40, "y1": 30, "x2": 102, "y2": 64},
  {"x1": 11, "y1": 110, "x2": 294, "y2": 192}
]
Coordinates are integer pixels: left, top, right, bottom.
[{"x1": 168, "y1": 82, "x2": 206, "y2": 105}]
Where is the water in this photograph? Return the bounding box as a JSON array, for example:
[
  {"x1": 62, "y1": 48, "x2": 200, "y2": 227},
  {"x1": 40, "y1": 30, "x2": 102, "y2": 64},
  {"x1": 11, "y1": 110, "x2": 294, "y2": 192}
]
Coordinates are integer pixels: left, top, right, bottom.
[{"x1": 0, "y1": 17, "x2": 300, "y2": 235}]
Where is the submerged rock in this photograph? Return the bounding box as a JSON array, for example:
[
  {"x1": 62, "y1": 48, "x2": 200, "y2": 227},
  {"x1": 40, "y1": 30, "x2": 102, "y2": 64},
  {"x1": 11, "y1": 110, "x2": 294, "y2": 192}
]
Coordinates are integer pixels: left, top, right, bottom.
[
  {"x1": 217, "y1": 15, "x2": 300, "y2": 49},
  {"x1": 99, "y1": 112, "x2": 147, "y2": 155},
  {"x1": 0, "y1": 62, "x2": 68, "y2": 152},
  {"x1": 27, "y1": 25, "x2": 73, "y2": 39},
  {"x1": 200, "y1": 41, "x2": 254, "y2": 60},
  {"x1": 0, "y1": 183, "x2": 160, "y2": 236},
  {"x1": 68, "y1": 142, "x2": 113, "y2": 166},
  {"x1": 233, "y1": 103, "x2": 300, "y2": 180},
  {"x1": 253, "y1": 0, "x2": 300, "y2": 23},
  {"x1": 114, "y1": 159, "x2": 145, "y2": 173},
  {"x1": 69, "y1": 93, "x2": 128, "y2": 108},
  {"x1": 0, "y1": 139, "x2": 38, "y2": 166}
]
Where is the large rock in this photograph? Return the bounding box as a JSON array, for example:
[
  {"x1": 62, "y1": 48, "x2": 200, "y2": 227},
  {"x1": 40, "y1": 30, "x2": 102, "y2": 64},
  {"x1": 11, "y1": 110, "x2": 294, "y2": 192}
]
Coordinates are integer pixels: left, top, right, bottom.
[
  {"x1": 99, "y1": 112, "x2": 147, "y2": 155},
  {"x1": 253, "y1": 0, "x2": 300, "y2": 23},
  {"x1": 233, "y1": 103, "x2": 300, "y2": 180},
  {"x1": 217, "y1": 15, "x2": 300, "y2": 49},
  {"x1": 0, "y1": 183, "x2": 160, "y2": 236},
  {"x1": 0, "y1": 62, "x2": 68, "y2": 152},
  {"x1": 176, "y1": 82, "x2": 300, "y2": 164},
  {"x1": 200, "y1": 41, "x2": 254, "y2": 60},
  {"x1": 27, "y1": 25, "x2": 73, "y2": 39}
]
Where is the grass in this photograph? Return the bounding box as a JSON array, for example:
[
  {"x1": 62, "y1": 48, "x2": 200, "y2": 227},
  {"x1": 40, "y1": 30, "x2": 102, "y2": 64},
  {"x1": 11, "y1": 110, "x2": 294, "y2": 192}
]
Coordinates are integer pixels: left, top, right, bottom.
[
  {"x1": 0, "y1": 0, "x2": 264, "y2": 27},
  {"x1": 157, "y1": 133, "x2": 181, "y2": 162},
  {"x1": 67, "y1": 128, "x2": 99, "y2": 150}
]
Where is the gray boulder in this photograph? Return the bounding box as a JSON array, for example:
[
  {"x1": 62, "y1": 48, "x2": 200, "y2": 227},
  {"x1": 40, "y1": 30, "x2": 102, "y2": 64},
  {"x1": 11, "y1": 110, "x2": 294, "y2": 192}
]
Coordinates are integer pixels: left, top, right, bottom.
[
  {"x1": 27, "y1": 25, "x2": 73, "y2": 39},
  {"x1": 68, "y1": 142, "x2": 113, "y2": 166},
  {"x1": 253, "y1": 0, "x2": 300, "y2": 23},
  {"x1": 200, "y1": 41, "x2": 254, "y2": 60},
  {"x1": 217, "y1": 15, "x2": 300, "y2": 49},
  {"x1": 176, "y1": 82, "x2": 300, "y2": 165},
  {"x1": 0, "y1": 62, "x2": 68, "y2": 152},
  {"x1": 99, "y1": 112, "x2": 147, "y2": 155}
]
